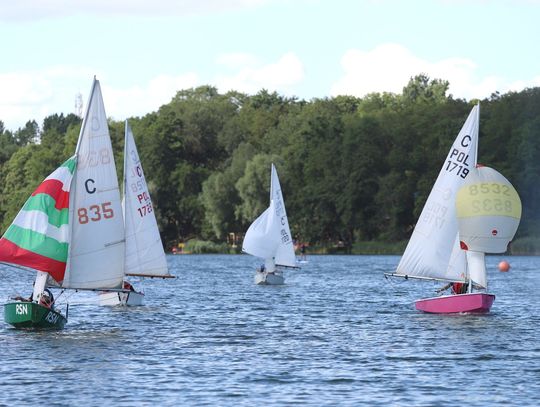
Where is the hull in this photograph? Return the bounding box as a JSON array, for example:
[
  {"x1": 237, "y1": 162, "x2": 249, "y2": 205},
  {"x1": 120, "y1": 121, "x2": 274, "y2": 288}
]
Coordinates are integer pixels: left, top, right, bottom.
[
  {"x1": 98, "y1": 290, "x2": 144, "y2": 306},
  {"x1": 415, "y1": 293, "x2": 495, "y2": 314},
  {"x1": 4, "y1": 302, "x2": 67, "y2": 329},
  {"x1": 254, "y1": 270, "x2": 285, "y2": 285}
]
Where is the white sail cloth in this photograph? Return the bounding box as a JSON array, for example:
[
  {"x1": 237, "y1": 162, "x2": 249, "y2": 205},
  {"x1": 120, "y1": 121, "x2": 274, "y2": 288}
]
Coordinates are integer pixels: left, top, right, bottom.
[
  {"x1": 123, "y1": 121, "x2": 169, "y2": 277},
  {"x1": 396, "y1": 105, "x2": 479, "y2": 282},
  {"x1": 63, "y1": 79, "x2": 125, "y2": 289},
  {"x1": 242, "y1": 164, "x2": 296, "y2": 268}
]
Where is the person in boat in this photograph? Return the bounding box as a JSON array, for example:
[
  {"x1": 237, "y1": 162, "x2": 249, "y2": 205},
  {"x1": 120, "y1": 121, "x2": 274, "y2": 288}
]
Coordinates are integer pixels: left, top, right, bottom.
[
  {"x1": 12, "y1": 294, "x2": 32, "y2": 302},
  {"x1": 39, "y1": 289, "x2": 55, "y2": 309},
  {"x1": 258, "y1": 264, "x2": 266, "y2": 274},
  {"x1": 123, "y1": 281, "x2": 135, "y2": 292},
  {"x1": 12, "y1": 281, "x2": 37, "y2": 302},
  {"x1": 451, "y1": 282, "x2": 468, "y2": 294},
  {"x1": 437, "y1": 281, "x2": 468, "y2": 295}
]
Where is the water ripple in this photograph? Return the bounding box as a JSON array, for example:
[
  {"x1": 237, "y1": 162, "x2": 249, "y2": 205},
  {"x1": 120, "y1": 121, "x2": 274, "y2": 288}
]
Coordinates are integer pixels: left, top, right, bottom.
[{"x1": 1, "y1": 254, "x2": 539, "y2": 406}]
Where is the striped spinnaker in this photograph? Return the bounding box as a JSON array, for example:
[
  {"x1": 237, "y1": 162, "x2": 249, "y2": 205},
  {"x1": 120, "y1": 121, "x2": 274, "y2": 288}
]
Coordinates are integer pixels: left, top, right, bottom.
[{"x1": 0, "y1": 156, "x2": 76, "y2": 282}]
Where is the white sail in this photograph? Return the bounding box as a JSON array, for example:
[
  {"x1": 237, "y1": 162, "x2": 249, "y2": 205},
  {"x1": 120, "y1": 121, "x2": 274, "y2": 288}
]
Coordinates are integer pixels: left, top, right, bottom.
[
  {"x1": 396, "y1": 105, "x2": 480, "y2": 281},
  {"x1": 242, "y1": 164, "x2": 296, "y2": 267},
  {"x1": 63, "y1": 78, "x2": 125, "y2": 289},
  {"x1": 466, "y1": 251, "x2": 487, "y2": 289},
  {"x1": 270, "y1": 164, "x2": 296, "y2": 267},
  {"x1": 456, "y1": 165, "x2": 522, "y2": 254},
  {"x1": 123, "y1": 121, "x2": 169, "y2": 277}
]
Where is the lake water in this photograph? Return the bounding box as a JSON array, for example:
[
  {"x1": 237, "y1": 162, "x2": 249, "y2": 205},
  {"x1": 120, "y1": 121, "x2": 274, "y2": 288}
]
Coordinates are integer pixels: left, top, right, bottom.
[{"x1": 1, "y1": 255, "x2": 539, "y2": 406}]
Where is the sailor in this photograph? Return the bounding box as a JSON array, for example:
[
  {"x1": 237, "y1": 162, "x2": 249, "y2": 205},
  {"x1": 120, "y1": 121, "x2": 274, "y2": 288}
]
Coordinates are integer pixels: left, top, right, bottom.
[
  {"x1": 39, "y1": 289, "x2": 55, "y2": 309},
  {"x1": 436, "y1": 282, "x2": 467, "y2": 295},
  {"x1": 123, "y1": 281, "x2": 135, "y2": 292}
]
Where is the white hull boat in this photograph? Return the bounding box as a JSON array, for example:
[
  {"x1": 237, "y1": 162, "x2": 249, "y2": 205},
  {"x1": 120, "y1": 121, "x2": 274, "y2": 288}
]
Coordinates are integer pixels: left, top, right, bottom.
[
  {"x1": 242, "y1": 164, "x2": 299, "y2": 284},
  {"x1": 254, "y1": 269, "x2": 285, "y2": 285},
  {"x1": 98, "y1": 290, "x2": 145, "y2": 306},
  {"x1": 98, "y1": 120, "x2": 173, "y2": 305}
]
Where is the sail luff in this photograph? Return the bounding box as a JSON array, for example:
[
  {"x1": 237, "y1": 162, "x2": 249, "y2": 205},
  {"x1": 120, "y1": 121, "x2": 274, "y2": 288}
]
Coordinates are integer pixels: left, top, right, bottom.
[{"x1": 75, "y1": 77, "x2": 97, "y2": 155}]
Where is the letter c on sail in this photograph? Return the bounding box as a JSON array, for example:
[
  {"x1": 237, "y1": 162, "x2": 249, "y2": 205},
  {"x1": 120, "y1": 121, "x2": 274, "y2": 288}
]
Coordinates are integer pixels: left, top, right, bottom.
[
  {"x1": 85, "y1": 178, "x2": 96, "y2": 194},
  {"x1": 461, "y1": 135, "x2": 471, "y2": 147}
]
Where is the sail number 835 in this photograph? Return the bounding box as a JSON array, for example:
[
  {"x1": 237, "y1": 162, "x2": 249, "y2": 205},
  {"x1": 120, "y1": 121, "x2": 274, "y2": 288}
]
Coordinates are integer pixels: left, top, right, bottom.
[{"x1": 78, "y1": 202, "x2": 114, "y2": 224}]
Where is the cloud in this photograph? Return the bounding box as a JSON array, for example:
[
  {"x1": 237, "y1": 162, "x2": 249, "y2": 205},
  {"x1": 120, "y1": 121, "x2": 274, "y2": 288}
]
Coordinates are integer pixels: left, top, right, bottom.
[
  {"x1": 0, "y1": 52, "x2": 304, "y2": 131},
  {"x1": 214, "y1": 51, "x2": 305, "y2": 94},
  {"x1": 0, "y1": 0, "x2": 274, "y2": 21},
  {"x1": 330, "y1": 43, "x2": 540, "y2": 100},
  {"x1": 0, "y1": 67, "x2": 88, "y2": 130},
  {"x1": 102, "y1": 73, "x2": 199, "y2": 120},
  {"x1": 0, "y1": 68, "x2": 199, "y2": 131}
]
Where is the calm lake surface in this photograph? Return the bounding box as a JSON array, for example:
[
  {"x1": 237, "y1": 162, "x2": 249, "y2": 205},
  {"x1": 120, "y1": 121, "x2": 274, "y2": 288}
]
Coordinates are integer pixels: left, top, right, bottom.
[{"x1": 1, "y1": 255, "x2": 539, "y2": 406}]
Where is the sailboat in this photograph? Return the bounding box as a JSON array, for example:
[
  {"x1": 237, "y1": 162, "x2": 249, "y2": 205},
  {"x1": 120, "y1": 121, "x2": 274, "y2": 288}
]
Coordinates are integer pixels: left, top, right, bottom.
[
  {"x1": 98, "y1": 120, "x2": 172, "y2": 306},
  {"x1": 242, "y1": 163, "x2": 298, "y2": 285},
  {"x1": 386, "y1": 104, "x2": 521, "y2": 313},
  {"x1": 2, "y1": 77, "x2": 127, "y2": 329}
]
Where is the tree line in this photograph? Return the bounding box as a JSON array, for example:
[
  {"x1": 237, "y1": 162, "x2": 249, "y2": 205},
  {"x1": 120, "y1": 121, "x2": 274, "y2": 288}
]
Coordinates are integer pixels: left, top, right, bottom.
[{"x1": 1, "y1": 75, "x2": 539, "y2": 251}]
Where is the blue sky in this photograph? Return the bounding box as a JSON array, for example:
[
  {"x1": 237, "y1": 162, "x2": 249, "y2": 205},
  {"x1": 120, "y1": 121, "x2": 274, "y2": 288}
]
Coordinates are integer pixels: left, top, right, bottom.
[{"x1": 1, "y1": 0, "x2": 539, "y2": 131}]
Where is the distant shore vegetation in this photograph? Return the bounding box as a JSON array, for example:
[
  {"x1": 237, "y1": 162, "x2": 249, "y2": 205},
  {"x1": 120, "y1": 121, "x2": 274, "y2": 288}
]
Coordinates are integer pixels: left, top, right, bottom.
[{"x1": 1, "y1": 74, "x2": 539, "y2": 254}]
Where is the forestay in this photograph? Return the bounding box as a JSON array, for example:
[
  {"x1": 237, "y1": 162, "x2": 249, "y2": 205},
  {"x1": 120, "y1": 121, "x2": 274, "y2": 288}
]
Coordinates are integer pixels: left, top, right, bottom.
[
  {"x1": 123, "y1": 121, "x2": 169, "y2": 277},
  {"x1": 395, "y1": 105, "x2": 480, "y2": 282},
  {"x1": 63, "y1": 79, "x2": 125, "y2": 289}
]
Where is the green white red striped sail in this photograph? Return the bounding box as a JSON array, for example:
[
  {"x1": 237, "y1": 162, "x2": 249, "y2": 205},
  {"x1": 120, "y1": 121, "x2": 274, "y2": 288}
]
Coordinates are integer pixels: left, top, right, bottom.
[{"x1": 0, "y1": 155, "x2": 77, "y2": 283}]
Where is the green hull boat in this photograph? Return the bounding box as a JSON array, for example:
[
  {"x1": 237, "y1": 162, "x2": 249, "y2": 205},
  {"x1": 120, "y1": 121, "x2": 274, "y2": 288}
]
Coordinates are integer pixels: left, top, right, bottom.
[{"x1": 4, "y1": 302, "x2": 67, "y2": 330}]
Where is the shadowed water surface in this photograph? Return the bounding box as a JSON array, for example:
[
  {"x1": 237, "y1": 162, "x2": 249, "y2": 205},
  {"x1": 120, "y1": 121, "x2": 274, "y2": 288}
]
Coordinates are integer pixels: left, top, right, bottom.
[{"x1": 1, "y1": 255, "x2": 538, "y2": 406}]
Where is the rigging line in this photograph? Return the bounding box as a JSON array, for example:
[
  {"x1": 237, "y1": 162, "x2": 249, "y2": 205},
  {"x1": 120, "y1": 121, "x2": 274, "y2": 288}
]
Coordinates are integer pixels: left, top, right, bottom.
[
  {"x1": 384, "y1": 272, "x2": 418, "y2": 305},
  {"x1": 0, "y1": 263, "x2": 29, "y2": 299},
  {"x1": 0, "y1": 261, "x2": 35, "y2": 274}
]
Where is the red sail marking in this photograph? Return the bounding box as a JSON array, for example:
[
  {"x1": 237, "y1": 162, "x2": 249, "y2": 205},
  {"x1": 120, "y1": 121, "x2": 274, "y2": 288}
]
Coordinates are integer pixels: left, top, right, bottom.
[
  {"x1": 32, "y1": 179, "x2": 70, "y2": 210},
  {"x1": 0, "y1": 238, "x2": 65, "y2": 283}
]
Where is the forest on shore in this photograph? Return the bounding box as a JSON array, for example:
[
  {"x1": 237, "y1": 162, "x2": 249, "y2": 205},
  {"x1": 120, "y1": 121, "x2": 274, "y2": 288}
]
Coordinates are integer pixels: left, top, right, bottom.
[{"x1": 1, "y1": 75, "x2": 539, "y2": 254}]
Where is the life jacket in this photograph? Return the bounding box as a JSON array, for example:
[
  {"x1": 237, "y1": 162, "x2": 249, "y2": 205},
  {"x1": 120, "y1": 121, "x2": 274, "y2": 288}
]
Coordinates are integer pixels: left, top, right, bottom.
[{"x1": 452, "y1": 283, "x2": 464, "y2": 294}]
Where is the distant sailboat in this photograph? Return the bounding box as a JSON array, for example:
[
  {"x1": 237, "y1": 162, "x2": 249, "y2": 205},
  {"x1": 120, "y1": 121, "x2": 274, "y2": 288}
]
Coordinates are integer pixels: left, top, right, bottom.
[
  {"x1": 98, "y1": 121, "x2": 172, "y2": 306},
  {"x1": 386, "y1": 104, "x2": 521, "y2": 313},
  {"x1": 2, "y1": 77, "x2": 127, "y2": 329},
  {"x1": 242, "y1": 164, "x2": 298, "y2": 285}
]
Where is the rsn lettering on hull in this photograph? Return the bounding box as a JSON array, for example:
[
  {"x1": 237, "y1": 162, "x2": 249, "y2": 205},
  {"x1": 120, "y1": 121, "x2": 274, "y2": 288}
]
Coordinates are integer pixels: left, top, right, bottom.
[
  {"x1": 15, "y1": 303, "x2": 28, "y2": 315},
  {"x1": 45, "y1": 311, "x2": 59, "y2": 324}
]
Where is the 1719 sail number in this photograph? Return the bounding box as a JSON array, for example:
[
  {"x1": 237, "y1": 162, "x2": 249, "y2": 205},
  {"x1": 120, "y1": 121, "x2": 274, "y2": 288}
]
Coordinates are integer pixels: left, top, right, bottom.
[{"x1": 78, "y1": 202, "x2": 114, "y2": 224}]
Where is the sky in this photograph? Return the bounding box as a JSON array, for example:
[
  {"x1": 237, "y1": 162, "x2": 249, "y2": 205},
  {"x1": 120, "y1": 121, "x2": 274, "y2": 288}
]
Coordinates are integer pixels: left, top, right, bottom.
[{"x1": 1, "y1": 0, "x2": 539, "y2": 131}]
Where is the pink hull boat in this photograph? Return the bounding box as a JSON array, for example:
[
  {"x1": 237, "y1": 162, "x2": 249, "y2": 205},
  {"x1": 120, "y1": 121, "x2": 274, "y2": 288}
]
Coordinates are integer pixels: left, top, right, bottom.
[{"x1": 415, "y1": 293, "x2": 495, "y2": 314}]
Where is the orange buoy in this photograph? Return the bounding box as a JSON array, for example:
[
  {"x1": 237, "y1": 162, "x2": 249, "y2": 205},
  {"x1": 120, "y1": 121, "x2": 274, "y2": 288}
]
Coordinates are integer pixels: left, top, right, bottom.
[{"x1": 498, "y1": 260, "x2": 510, "y2": 272}]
